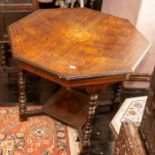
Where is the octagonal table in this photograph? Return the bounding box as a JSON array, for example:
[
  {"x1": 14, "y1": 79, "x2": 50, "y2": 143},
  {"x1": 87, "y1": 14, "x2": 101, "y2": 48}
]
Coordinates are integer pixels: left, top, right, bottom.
[{"x1": 8, "y1": 8, "x2": 151, "y2": 153}]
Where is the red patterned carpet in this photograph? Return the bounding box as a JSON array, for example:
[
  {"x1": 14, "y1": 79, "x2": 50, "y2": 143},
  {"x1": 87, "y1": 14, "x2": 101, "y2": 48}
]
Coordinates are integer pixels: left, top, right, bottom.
[{"x1": 0, "y1": 106, "x2": 79, "y2": 155}]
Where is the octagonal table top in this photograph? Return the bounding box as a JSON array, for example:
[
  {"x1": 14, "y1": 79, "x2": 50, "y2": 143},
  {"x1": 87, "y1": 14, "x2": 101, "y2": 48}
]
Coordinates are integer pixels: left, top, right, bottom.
[{"x1": 8, "y1": 8, "x2": 151, "y2": 81}]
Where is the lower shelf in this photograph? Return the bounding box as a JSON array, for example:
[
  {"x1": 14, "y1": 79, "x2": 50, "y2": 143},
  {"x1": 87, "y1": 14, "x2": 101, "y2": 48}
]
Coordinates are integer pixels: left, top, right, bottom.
[{"x1": 42, "y1": 87, "x2": 89, "y2": 129}]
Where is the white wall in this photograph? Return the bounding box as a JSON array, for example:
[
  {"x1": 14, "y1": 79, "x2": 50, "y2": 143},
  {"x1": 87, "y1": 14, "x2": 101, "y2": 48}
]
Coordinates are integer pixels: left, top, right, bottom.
[
  {"x1": 136, "y1": 0, "x2": 155, "y2": 42},
  {"x1": 135, "y1": 0, "x2": 155, "y2": 73},
  {"x1": 102, "y1": 0, "x2": 142, "y2": 25}
]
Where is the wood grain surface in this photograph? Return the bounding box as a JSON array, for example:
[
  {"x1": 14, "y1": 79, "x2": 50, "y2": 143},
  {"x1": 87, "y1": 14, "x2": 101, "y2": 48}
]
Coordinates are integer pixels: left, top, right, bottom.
[
  {"x1": 8, "y1": 8, "x2": 151, "y2": 81},
  {"x1": 114, "y1": 122, "x2": 147, "y2": 155},
  {"x1": 140, "y1": 67, "x2": 155, "y2": 154}
]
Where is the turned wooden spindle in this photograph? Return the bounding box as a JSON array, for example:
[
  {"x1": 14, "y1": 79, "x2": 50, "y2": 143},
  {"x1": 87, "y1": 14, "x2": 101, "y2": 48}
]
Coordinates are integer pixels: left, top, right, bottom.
[
  {"x1": 82, "y1": 93, "x2": 98, "y2": 152},
  {"x1": 113, "y1": 82, "x2": 123, "y2": 108},
  {"x1": 18, "y1": 69, "x2": 27, "y2": 121},
  {"x1": 0, "y1": 44, "x2": 7, "y2": 70},
  {"x1": 81, "y1": 85, "x2": 108, "y2": 153}
]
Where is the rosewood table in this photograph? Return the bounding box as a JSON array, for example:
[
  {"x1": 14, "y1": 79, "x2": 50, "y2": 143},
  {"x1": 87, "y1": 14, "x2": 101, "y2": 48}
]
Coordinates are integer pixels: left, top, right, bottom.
[{"x1": 8, "y1": 8, "x2": 151, "y2": 153}]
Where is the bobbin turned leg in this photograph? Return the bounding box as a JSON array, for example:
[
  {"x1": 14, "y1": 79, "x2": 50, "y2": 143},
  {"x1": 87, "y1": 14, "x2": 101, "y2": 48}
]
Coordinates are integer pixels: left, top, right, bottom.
[
  {"x1": 80, "y1": 85, "x2": 108, "y2": 154},
  {"x1": 18, "y1": 68, "x2": 27, "y2": 121},
  {"x1": 81, "y1": 93, "x2": 98, "y2": 153},
  {"x1": 113, "y1": 82, "x2": 123, "y2": 109},
  {"x1": 0, "y1": 44, "x2": 7, "y2": 71}
]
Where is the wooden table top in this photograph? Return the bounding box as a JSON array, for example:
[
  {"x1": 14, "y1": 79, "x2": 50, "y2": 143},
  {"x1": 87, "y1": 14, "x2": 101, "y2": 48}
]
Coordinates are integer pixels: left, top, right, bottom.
[{"x1": 8, "y1": 8, "x2": 151, "y2": 81}]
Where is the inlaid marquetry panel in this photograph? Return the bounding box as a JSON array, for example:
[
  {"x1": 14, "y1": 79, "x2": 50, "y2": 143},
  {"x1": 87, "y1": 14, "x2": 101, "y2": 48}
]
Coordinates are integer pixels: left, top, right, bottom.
[{"x1": 8, "y1": 8, "x2": 151, "y2": 81}]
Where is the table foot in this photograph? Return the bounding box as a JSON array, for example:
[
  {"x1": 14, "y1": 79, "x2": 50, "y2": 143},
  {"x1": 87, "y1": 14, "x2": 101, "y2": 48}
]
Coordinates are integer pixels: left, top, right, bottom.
[
  {"x1": 19, "y1": 113, "x2": 28, "y2": 121},
  {"x1": 19, "y1": 108, "x2": 44, "y2": 121}
]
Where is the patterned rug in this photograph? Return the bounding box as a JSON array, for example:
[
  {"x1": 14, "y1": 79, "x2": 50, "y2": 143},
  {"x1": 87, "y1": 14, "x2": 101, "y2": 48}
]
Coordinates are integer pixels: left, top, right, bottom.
[{"x1": 0, "y1": 106, "x2": 80, "y2": 155}]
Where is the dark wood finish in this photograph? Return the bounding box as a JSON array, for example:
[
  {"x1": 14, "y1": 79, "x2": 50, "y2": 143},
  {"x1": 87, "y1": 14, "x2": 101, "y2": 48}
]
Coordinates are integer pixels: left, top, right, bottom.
[
  {"x1": 114, "y1": 68, "x2": 155, "y2": 155},
  {"x1": 8, "y1": 8, "x2": 151, "y2": 153},
  {"x1": 0, "y1": 1, "x2": 39, "y2": 107},
  {"x1": 82, "y1": 93, "x2": 98, "y2": 152},
  {"x1": 43, "y1": 87, "x2": 89, "y2": 128},
  {"x1": 18, "y1": 68, "x2": 27, "y2": 121},
  {"x1": 0, "y1": 0, "x2": 39, "y2": 74},
  {"x1": 126, "y1": 73, "x2": 151, "y2": 82},
  {"x1": 140, "y1": 67, "x2": 155, "y2": 155},
  {"x1": 0, "y1": 0, "x2": 38, "y2": 43},
  {"x1": 81, "y1": 84, "x2": 108, "y2": 153},
  {"x1": 114, "y1": 122, "x2": 147, "y2": 155},
  {"x1": 113, "y1": 82, "x2": 123, "y2": 108},
  {"x1": 0, "y1": 44, "x2": 7, "y2": 70},
  {"x1": 0, "y1": 14, "x2": 3, "y2": 42},
  {"x1": 9, "y1": 8, "x2": 150, "y2": 81},
  {"x1": 119, "y1": 73, "x2": 151, "y2": 106},
  {"x1": 24, "y1": 108, "x2": 43, "y2": 116},
  {"x1": 17, "y1": 60, "x2": 127, "y2": 88}
]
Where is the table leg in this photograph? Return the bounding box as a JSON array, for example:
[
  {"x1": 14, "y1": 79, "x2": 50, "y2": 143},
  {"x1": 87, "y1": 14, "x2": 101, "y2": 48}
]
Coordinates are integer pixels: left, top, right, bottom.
[
  {"x1": 18, "y1": 68, "x2": 27, "y2": 121},
  {"x1": 0, "y1": 43, "x2": 7, "y2": 71},
  {"x1": 81, "y1": 85, "x2": 108, "y2": 153},
  {"x1": 81, "y1": 93, "x2": 98, "y2": 153},
  {"x1": 113, "y1": 82, "x2": 123, "y2": 109}
]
